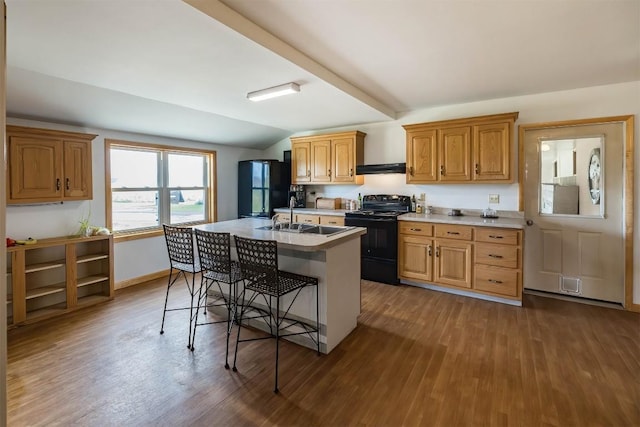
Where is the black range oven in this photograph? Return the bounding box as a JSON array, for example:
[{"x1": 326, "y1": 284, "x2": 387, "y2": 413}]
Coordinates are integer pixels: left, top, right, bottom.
[{"x1": 344, "y1": 195, "x2": 411, "y2": 285}]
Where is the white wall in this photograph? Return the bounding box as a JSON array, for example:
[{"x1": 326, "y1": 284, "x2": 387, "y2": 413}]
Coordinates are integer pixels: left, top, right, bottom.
[
  {"x1": 265, "y1": 81, "x2": 640, "y2": 304},
  {"x1": 5, "y1": 117, "x2": 264, "y2": 284}
]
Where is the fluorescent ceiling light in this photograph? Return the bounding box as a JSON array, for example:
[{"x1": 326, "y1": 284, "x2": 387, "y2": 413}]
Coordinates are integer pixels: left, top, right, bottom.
[{"x1": 247, "y1": 82, "x2": 300, "y2": 102}]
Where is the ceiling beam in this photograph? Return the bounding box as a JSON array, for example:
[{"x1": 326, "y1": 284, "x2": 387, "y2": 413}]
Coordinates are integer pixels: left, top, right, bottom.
[{"x1": 183, "y1": 0, "x2": 396, "y2": 120}]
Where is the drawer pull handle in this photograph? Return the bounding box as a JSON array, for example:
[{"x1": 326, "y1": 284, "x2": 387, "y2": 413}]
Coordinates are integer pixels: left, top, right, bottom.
[
  {"x1": 65, "y1": 178, "x2": 70, "y2": 190},
  {"x1": 440, "y1": 165, "x2": 445, "y2": 175},
  {"x1": 349, "y1": 168, "x2": 353, "y2": 177},
  {"x1": 447, "y1": 231, "x2": 460, "y2": 235},
  {"x1": 488, "y1": 279, "x2": 503, "y2": 284},
  {"x1": 56, "y1": 178, "x2": 61, "y2": 191},
  {"x1": 409, "y1": 166, "x2": 414, "y2": 176},
  {"x1": 410, "y1": 228, "x2": 422, "y2": 232},
  {"x1": 488, "y1": 254, "x2": 504, "y2": 259},
  {"x1": 428, "y1": 245, "x2": 432, "y2": 256},
  {"x1": 435, "y1": 247, "x2": 440, "y2": 257},
  {"x1": 489, "y1": 235, "x2": 503, "y2": 239},
  {"x1": 329, "y1": 221, "x2": 337, "y2": 224},
  {"x1": 475, "y1": 163, "x2": 479, "y2": 174}
]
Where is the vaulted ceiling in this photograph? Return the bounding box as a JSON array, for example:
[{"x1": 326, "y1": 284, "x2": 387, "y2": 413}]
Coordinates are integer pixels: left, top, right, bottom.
[{"x1": 6, "y1": 0, "x2": 640, "y2": 148}]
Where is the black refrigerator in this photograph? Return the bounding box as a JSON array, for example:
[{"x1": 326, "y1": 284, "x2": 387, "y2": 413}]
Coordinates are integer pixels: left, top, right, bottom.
[{"x1": 238, "y1": 160, "x2": 290, "y2": 218}]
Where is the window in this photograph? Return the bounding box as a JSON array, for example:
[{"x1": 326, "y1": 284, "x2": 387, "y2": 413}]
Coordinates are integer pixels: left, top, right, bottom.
[{"x1": 106, "y1": 139, "x2": 216, "y2": 239}]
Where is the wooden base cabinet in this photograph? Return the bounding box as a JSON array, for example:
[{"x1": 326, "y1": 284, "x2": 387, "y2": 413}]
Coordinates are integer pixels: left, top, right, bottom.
[
  {"x1": 7, "y1": 235, "x2": 114, "y2": 328},
  {"x1": 399, "y1": 221, "x2": 523, "y2": 303}
]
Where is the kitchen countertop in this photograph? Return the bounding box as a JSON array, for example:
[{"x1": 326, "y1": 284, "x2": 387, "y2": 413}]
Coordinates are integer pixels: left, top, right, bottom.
[
  {"x1": 275, "y1": 207, "x2": 525, "y2": 229},
  {"x1": 194, "y1": 217, "x2": 366, "y2": 252},
  {"x1": 398, "y1": 212, "x2": 525, "y2": 229}
]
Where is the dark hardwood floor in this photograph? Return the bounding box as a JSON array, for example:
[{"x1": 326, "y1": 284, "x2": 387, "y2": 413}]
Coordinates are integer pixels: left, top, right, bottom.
[{"x1": 7, "y1": 278, "x2": 640, "y2": 426}]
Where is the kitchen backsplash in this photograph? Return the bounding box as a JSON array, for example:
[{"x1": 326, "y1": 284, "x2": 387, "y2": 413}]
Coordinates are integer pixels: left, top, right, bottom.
[{"x1": 304, "y1": 173, "x2": 520, "y2": 212}]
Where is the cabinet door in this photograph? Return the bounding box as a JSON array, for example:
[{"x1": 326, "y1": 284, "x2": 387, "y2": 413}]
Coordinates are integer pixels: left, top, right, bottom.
[
  {"x1": 399, "y1": 235, "x2": 433, "y2": 281},
  {"x1": 9, "y1": 136, "x2": 62, "y2": 201},
  {"x1": 292, "y1": 141, "x2": 311, "y2": 183},
  {"x1": 434, "y1": 239, "x2": 472, "y2": 288},
  {"x1": 331, "y1": 137, "x2": 356, "y2": 183},
  {"x1": 406, "y1": 129, "x2": 437, "y2": 183},
  {"x1": 311, "y1": 139, "x2": 331, "y2": 183},
  {"x1": 64, "y1": 140, "x2": 92, "y2": 199},
  {"x1": 473, "y1": 122, "x2": 510, "y2": 181},
  {"x1": 438, "y1": 126, "x2": 471, "y2": 182}
]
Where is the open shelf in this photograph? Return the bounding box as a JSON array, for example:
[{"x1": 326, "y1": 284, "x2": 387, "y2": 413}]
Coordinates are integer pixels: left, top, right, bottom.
[
  {"x1": 25, "y1": 260, "x2": 65, "y2": 274},
  {"x1": 78, "y1": 275, "x2": 109, "y2": 287},
  {"x1": 25, "y1": 302, "x2": 67, "y2": 322},
  {"x1": 77, "y1": 254, "x2": 109, "y2": 264},
  {"x1": 7, "y1": 234, "x2": 113, "y2": 328},
  {"x1": 26, "y1": 285, "x2": 66, "y2": 300},
  {"x1": 77, "y1": 294, "x2": 111, "y2": 307}
]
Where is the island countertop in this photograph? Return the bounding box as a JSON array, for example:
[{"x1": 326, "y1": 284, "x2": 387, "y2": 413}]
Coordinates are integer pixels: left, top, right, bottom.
[{"x1": 194, "y1": 217, "x2": 366, "y2": 252}]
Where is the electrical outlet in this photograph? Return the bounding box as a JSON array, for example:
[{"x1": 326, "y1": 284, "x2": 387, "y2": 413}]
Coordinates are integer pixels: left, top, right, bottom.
[
  {"x1": 420, "y1": 193, "x2": 426, "y2": 201},
  {"x1": 488, "y1": 194, "x2": 500, "y2": 204}
]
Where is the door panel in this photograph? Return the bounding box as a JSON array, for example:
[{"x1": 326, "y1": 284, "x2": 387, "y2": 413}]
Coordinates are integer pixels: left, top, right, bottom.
[
  {"x1": 311, "y1": 140, "x2": 331, "y2": 182},
  {"x1": 438, "y1": 126, "x2": 470, "y2": 181},
  {"x1": 406, "y1": 129, "x2": 437, "y2": 182},
  {"x1": 523, "y1": 122, "x2": 624, "y2": 303},
  {"x1": 331, "y1": 137, "x2": 354, "y2": 182}
]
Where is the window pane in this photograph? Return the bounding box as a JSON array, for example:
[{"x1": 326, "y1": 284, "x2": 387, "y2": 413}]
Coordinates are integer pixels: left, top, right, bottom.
[
  {"x1": 111, "y1": 149, "x2": 157, "y2": 188},
  {"x1": 252, "y1": 189, "x2": 265, "y2": 214},
  {"x1": 252, "y1": 162, "x2": 265, "y2": 188},
  {"x1": 168, "y1": 153, "x2": 204, "y2": 187},
  {"x1": 170, "y1": 189, "x2": 205, "y2": 224},
  {"x1": 112, "y1": 191, "x2": 159, "y2": 231}
]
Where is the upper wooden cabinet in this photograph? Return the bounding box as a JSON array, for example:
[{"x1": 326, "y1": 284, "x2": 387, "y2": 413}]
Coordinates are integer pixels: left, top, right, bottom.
[
  {"x1": 404, "y1": 112, "x2": 518, "y2": 184},
  {"x1": 7, "y1": 125, "x2": 97, "y2": 204},
  {"x1": 290, "y1": 131, "x2": 365, "y2": 185}
]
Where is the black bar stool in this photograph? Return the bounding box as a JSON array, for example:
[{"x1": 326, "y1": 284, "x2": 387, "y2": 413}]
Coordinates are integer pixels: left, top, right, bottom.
[
  {"x1": 232, "y1": 235, "x2": 320, "y2": 393},
  {"x1": 193, "y1": 229, "x2": 243, "y2": 367},
  {"x1": 161, "y1": 224, "x2": 201, "y2": 349}
]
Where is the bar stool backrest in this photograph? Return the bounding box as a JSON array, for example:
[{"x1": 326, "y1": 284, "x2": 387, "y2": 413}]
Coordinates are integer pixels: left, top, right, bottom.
[
  {"x1": 194, "y1": 229, "x2": 232, "y2": 276},
  {"x1": 163, "y1": 224, "x2": 197, "y2": 271},
  {"x1": 234, "y1": 236, "x2": 279, "y2": 291}
]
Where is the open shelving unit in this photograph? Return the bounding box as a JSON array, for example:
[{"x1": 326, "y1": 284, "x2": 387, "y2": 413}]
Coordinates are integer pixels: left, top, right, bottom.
[{"x1": 7, "y1": 234, "x2": 114, "y2": 328}]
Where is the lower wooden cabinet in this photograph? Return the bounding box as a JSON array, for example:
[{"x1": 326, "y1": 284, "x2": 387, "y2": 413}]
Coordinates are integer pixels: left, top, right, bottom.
[
  {"x1": 399, "y1": 221, "x2": 523, "y2": 302},
  {"x1": 7, "y1": 234, "x2": 114, "y2": 327},
  {"x1": 434, "y1": 239, "x2": 472, "y2": 288},
  {"x1": 294, "y1": 213, "x2": 344, "y2": 226}
]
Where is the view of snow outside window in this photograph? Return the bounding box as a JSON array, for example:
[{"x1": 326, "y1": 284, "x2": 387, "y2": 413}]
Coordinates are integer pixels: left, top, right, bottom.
[{"x1": 111, "y1": 148, "x2": 207, "y2": 232}]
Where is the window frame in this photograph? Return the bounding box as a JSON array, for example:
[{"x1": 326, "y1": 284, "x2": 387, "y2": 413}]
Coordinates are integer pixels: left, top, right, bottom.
[{"x1": 105, "y1": 139, "x2": 217, "y2": 242}]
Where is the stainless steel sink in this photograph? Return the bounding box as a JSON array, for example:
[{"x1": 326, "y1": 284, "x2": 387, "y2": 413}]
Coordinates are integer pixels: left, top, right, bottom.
[
  {"x1": 255, "y1": 223, "x2": 353, "y2": 236},
  {"x1": 300, "y1": 225, "x2": 353, "y2": 236}
]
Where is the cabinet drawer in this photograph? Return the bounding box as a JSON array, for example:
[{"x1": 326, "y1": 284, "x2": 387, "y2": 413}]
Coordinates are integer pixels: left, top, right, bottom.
[
  {"x1": 475, "y1": 243, "x2": 519, "y2": 268},
  {"x1": 474, "y1": 265, "x2": 519, "y2": 297},
  {"x1": 434, "y1": 224, "x2": 472, "y2": 241},
  {"x1": 475, "y1": 227, "x2": 520, "y2": 245},
  {"x1": 399, "y1": 222, "x2": 433, "y2": 237},
  {"x1": 319, "y1": 216, "x2": 344, "y2": 226},
  {"x1": 295, "y1": 214, "x2": 320, "y2": 224},
  {"x1": 275, "y1": 213, "x2": 291, "y2": 223}
]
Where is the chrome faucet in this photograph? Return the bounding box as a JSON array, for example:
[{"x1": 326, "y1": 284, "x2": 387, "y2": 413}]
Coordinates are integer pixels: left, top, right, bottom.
[
  {"x1": 271, "y1": 213, "x2": 280, "y2": 230},
  {"x1": 289, "y1": 196, "x2": 297, "y2": 229}
]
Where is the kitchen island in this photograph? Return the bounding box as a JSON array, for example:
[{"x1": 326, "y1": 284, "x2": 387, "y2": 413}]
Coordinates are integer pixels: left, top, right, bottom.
[{"x1": 194, "y1": 218, "x2": 366, "y2": 353}]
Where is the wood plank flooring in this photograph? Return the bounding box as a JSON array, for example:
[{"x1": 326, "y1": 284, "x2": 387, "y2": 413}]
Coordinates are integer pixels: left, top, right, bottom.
[{"x1": 7, "y1": 278, "x2": 640, "y2": 426}]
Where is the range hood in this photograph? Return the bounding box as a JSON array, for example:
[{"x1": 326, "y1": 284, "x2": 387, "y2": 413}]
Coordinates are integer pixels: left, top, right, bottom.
[{"x1": 356, "y1": 163, "x2": 406, "y2": 175}]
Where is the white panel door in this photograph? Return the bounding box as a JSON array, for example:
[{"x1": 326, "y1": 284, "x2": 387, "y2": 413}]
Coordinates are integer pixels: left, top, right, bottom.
[{"x1": 522, "y1": 122, "x2": 625, "y2": 303}]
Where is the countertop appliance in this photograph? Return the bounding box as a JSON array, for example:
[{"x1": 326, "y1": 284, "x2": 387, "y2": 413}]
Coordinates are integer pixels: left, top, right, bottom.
[
  {"x1": 344, "y1": 194, "x2": 411, "y2": 285},
  {"x1": 238, "y1": 160, "x2": 289, "y2": 218}
]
